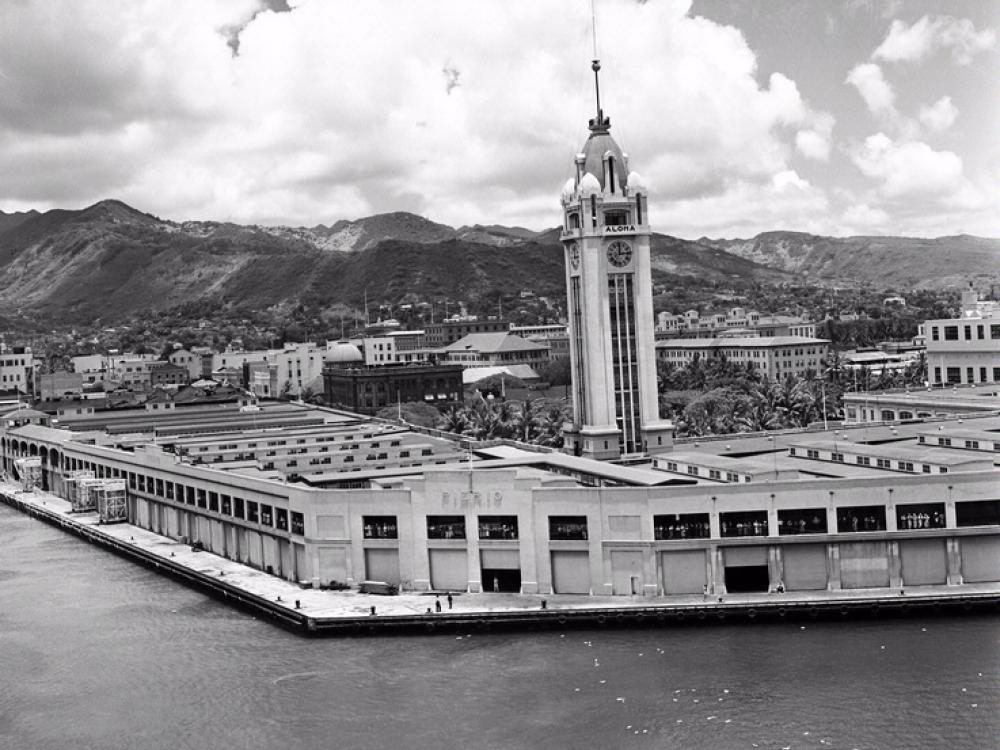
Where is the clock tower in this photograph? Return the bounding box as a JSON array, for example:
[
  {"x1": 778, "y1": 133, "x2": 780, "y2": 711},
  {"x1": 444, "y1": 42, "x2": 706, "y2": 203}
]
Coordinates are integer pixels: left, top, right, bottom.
[{"x1": 560, "y1": 59, "x2": 673, "y2": 460}]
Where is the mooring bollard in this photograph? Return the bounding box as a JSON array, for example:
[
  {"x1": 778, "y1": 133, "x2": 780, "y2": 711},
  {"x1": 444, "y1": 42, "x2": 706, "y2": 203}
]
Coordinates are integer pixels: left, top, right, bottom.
[
  {"x1": 541, "y1": 599, "x2": 547, "y2": 610},
  {"x1": 370, "y1": 606, "x2": 376, "y2": 616},
  {"x1": 295, "y1": 599, "x2": 301, "y2": 609}
]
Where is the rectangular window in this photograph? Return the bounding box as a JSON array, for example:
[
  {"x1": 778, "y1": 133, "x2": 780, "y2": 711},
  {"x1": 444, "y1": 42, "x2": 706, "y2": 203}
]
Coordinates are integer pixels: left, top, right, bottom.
[
  {"x1": 992, "y1": 324, "x2": 1000, "y2": 340},
  {"x1": 165, "y1": 482, "x2": 175, "y2": 501},
  {"x1": 155, "y1": 478, "x2": 164, "y2": 497},
  {"x1": 196, "y1": 489, "x2": 207, "y2": 508},
  {"x1": 946, "y1": 367, "x2": 961, "y2": 384},
  {"x1": 931, "y1": 327, "x2": 939, "y2": 341},
  {"x1": 363, "y1": 515, "x2": 398, "y2": 539},
  {"x1": 427, "y1": 515, "x2": 466, "y2": 539},
  {"x1": 654, "y1": 513, "x2": 710, "y2": 540},
  {"x1": 185, "y1": 486, "x2": 195, "y2": 505},
  {"x1": 831, "y1": 452, "x2": 844, "y2": 462},
  {"x1": 896, "y1": 503, "x2": 945, "y2": 529},
  {"x1": 220, "y1": 495, "x2": 231, "y2": 515},
  {"x1": 549, "y1": 515, "x2": 588, "y2": 540},
  {"x1": 275, "y1": 509, "x2": 288, "y2": 531},
  {"x1": 956, "y1": 500, "x2": 1000, "y2": 527},
  {"x1": 934, "y1": 367, "x2": 942, "y2": 383},
  {"x1": 967, "y1": 367, "x2": 974, "y2": 383},
  {"x1": 720, "y1": 510, "x2": 768, "y2": 537},
  {"x1": 259, "y1": 504, "x2": 272, "y2": 526},
  {"x1": 836, "y1": 505, "x2": 886, "y2": 532},
  {"x1": 208, "y1": 491, "x2": 218, "y2": 512},
  {"x1": 246, "y1": 501, "x2": 259, "y2": 523},
  {"x1": 233, "y1": 497, "x2": 245, "y2": 519},
  {"x1": 478, "y1": 515, "x2": 518, "y2": 539},
  {"x1": 778, "y1": 508, "x2": 828, "y2": 535},
  {"x1": 291, "y1": 512, "x2": 304, "y2": 535},
  {"x1": 944, "y1": 326, "x2": 958, "y2": 340}
]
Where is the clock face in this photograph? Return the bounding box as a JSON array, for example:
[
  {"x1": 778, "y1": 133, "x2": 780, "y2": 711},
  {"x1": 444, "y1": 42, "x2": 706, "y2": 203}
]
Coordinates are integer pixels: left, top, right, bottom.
[
  {"x1": 606, "y1": 240, "x2": 632, "y2": 268},
  {"x1": 568, "y1": 242, "x2": 580, "y2": 269}
]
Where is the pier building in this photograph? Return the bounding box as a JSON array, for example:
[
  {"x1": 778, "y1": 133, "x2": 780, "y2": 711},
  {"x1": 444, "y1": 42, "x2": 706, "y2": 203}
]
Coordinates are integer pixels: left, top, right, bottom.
[{"x1": 3, "y1": 402, "x2": 1000, "y2": 598}]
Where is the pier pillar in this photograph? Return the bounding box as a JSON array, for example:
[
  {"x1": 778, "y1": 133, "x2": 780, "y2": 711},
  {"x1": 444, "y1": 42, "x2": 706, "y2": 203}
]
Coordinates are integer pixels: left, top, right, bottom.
[
  {"x1": 946, "y1": 537, "x2": 963, "y2": 585},
  {"x1": 826, "y1": 544, "x2": 842, "y2": 590},
  {"x1": 888, "y1": 541, "x2": 903, "y2": 588},
  {"x1": 643, "y1": 546, "x2": 658, "y2": 597},
  {"x1": 768, "y1": 545, "x2": 784, "y2": 591},
  {"x1": 711, "y1": 546, "x2": 726, "y2": 595}
]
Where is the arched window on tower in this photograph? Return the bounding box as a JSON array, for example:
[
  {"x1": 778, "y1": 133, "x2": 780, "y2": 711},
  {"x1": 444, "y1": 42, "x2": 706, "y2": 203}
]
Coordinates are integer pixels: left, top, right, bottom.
[
  {"x1": 635, "y1": 193, "x2": 643, "y2": 225},
  {"x1": 568, "y1": 212, "x2": 580, "y2": 229},
  {"x1": 590, "y1": 195, "x2": 597, "y2": 227},
  {"x1": 607, "y1": 157, "x2": 615, "y2": 195}
]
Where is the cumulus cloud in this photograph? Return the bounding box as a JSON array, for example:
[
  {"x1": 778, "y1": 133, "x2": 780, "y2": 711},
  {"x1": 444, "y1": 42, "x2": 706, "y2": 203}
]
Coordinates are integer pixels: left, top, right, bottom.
[
  {"x1": 850, "y1": 133, "x2": 966, "y2": 200},
  {"x1": 795, "y1": 113, "x2": 834, "y2": 161},
  {"x1": 845, "y1": 63, "x2": 896, "y2": 118},
  {"x1": 918, "y1": 96, "x2": 958, "y2": 132},
  {"x1": 841, "y1": 203, "x2": 890, "y2": 232},
  {"x1": 0, "y1": 0, "x2": 838, "y2": 234},
  {"x1": 873, "y1": 15, "x2": 996, "y2": 65}
]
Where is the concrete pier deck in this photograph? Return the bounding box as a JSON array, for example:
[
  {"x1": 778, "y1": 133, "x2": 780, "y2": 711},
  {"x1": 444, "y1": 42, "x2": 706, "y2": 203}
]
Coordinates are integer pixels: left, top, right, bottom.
[{"x1": 5, "y1": 481, "x2": 1000, "y2": 637}]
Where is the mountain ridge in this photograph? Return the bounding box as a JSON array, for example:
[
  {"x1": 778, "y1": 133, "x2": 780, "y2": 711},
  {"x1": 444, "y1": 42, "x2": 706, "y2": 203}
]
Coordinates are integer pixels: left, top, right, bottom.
[{"x1": 0, "y1": 200, "x2": 996, "y2": 325}]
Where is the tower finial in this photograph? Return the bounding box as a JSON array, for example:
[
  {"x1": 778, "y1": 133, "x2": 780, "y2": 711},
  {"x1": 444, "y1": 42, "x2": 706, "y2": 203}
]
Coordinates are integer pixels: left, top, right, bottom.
[
  {"x1": 588, "y1": 59, "x2": 611, "y2": 133},
  {"x1": 588, "y1": 0, "x2": 610, "y2": 133}
]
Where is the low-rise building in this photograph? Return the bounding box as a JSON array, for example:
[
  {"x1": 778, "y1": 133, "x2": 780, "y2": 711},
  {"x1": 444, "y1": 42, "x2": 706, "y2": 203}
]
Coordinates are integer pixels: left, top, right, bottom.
[{"x1": 656, "y1": 336, "x2": 829, "y2": 380}]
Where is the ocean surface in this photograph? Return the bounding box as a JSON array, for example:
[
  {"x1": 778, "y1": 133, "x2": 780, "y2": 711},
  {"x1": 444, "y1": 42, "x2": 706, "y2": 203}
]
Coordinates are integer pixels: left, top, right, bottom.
[{"x1": 1, "y1": 503, "x2": 998, "y2": 750}]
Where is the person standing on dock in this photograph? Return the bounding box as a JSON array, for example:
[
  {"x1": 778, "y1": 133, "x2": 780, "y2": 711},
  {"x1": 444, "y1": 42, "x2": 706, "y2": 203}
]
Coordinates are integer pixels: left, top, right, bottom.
[
  {"x1": 447, "y1": 593, "x2": 453, "y2": 610},
  {"x1": 435, "y1": 597, "x2": 442, "y2": 613}
]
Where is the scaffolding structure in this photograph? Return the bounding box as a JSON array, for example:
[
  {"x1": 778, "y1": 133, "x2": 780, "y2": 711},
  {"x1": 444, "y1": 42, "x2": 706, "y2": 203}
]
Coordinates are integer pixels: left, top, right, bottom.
[
  {"x1": 14, "y1": 457, "x2": 42, "y2": 492},
  {"x1": 96, "y1": 480, "x2": 128, "y2": 524},
  {"x1": 64, "y1": 470, "x2": 97, "y2": 512},
  {"x1": 76, "y1": 477, "x2": 105, "y2": 513}
]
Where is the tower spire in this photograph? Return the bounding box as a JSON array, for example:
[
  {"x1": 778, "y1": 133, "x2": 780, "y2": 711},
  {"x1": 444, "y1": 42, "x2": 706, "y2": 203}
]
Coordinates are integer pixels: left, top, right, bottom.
[{"x1": 587, "y1": 0, "x2": 610, "y2": 134}]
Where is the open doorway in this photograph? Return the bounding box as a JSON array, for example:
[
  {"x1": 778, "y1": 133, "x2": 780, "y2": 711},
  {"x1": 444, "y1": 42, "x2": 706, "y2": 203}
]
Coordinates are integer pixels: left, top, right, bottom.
[
  {"x1": 481, "y1": 568, "x2": 521, "y2": 593},
  {"x1": 724, "y1": 565, "x2": 769, "y2": 593}
]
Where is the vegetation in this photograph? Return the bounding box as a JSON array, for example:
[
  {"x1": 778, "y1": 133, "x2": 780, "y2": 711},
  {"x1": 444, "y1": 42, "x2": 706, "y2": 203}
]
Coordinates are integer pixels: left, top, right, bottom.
[{"x1": 436, "y1": 394, "x2": 569, "y2": 447}]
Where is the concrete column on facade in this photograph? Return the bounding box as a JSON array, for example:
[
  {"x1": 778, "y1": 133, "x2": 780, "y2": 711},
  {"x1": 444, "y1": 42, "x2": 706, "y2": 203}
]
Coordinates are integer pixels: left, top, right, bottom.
[
  {"x1": 945, "y1": 496, "x2": 957, "y2": 528},
  {"x1": 826, "y1": 500, "x2": 838, "y2": 536},
  {"x1": 946, "y1": 537, "x2": 964, "y2": 585},
  {"x1": 769, "y1": 545, "x2": 784, "y2": 591},
  {"x1": 709, "y1": 510, "x2": 721, "y2": 539},
  {"x1": 886, "y1": 489, "x2": 897, "y2": 531},
  {"x1": 466, "y1": 527, "x2": 482, "y2": 593},
  {"x1": 411, "y1": 537, "x2": 431, "y2": 592},
  {"x1": 888, "y1": 541, "x2": 903, "y2": 588},
  {"x1": 827, "y1": 543, "x2": 842, "y2": 590},
  {"x1": 712, "y1": 546, "x2": 726, "y2": 595},
  {"x1": 767, "y1": 505, "x2": 779, "y2": 537},
  {"x1": 594, "y1": 536, "x2": 612, "y2": 596},
  {"x1": 642, "y1": 546, "x2": 658, "y2": 597},
  {"x1": 309, "y1": 543, "x2": 324, "y2": 587},
  {"x1": 518, "y1": 511, "x2": 539, "y2": 594}
]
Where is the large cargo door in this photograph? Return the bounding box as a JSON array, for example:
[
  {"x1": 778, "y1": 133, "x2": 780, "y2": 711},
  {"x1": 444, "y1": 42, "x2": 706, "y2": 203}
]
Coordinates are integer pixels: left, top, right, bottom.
[
  {"x1": 900, "y1": 539, "x2": 946, "y2": 586},
  {"x1": 660, "y1": 550, "x2": 707, "y2": 595},
  {"x1": 839, "y1": 542, "x2": 890, "y2": 589},
  {"x1": 429, "y1": 549, "x2": 468, "y2": 591},
  {"x1": 481, "y1": 549, "x2": 521, "y2": 593},
  {"x1": 724, "y1": 546, "x2": 769, "y2": 593},
  {"x1": 961, "y1": 537, "x2": 1000, "y2": 583},
  {"x1": 783, "y1": 544, "x2": 828, "y2": 591},
  {"x1": 364, "y1": 548, "x2": 400, "y2": 585},
  {"x1": 550, "y1": 551, "x2": 590, "y2": 594}
]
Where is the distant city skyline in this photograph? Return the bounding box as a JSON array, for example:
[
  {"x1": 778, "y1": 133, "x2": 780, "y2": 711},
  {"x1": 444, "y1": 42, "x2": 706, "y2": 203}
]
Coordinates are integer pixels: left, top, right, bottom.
[{"x1": 1, "y1": 0, "x2": 997, "y2": 239}]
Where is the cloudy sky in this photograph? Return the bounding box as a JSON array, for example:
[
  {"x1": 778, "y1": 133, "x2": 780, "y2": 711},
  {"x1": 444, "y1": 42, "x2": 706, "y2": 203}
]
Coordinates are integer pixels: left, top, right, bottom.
[{"x1": 1, "y1": 0, "x2": 997, "y2": 239}]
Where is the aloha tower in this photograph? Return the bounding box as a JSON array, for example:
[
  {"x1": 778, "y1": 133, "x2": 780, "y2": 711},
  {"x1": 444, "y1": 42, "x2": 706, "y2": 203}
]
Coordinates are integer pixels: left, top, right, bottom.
[{"x1": 560, "y1": 59, "x2": 674, "y2": 460}]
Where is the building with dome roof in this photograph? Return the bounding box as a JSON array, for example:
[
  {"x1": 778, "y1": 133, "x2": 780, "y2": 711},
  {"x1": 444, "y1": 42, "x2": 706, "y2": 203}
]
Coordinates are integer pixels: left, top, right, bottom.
[{"x1": 560, "y1": 59, "x2": 674, "y2": 460}]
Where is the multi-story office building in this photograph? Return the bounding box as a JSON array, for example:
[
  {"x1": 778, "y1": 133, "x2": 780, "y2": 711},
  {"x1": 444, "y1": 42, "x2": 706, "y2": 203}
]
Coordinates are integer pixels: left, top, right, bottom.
[
  {"x1": 656, "y1": 336, "x2": 829, "y2": 380},
  {"x1": 921, "y1": 286, "x2": 1000, "y2": 386}
]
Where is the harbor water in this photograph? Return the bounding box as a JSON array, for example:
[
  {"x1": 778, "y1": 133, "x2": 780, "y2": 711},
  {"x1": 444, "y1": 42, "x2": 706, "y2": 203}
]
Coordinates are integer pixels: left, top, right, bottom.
[{"x1": 1, "y1": 504, "x2": 998, "y2": 750}]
